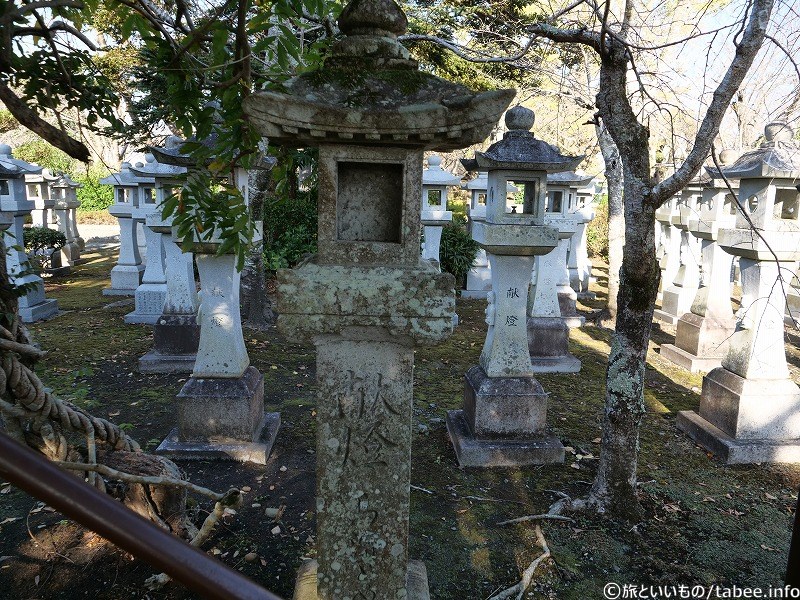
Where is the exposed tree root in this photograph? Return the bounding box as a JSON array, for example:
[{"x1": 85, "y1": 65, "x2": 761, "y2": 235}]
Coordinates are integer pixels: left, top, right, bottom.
[{"x1": 487, "y1": 525, "x2": 551, "y2": 600}]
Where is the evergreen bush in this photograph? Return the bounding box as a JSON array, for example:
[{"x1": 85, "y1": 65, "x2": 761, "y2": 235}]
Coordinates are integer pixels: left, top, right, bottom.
[
  {"x1": 586, "y1": 194, "x2": 609, "y2": 260},
  {"x1": 440, "y1": 222, "x2": 479, "y2": 285},
  {"x1": 23, "y1": 226, "x2": 66, "y2": 270}
]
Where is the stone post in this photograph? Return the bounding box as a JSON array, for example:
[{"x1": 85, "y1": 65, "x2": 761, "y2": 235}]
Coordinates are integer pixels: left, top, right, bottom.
[
  {"x1": 654, "y1": 182, "x2": 703, "y2": 325},
  {"x1": 101, "y1": 165, "x2": 145, "y2": 295},
  {"x1": 0, "y1": 145, "x2": 59, "y2": 322},
  {"x1": 446, "y1": 106, "x2": 576, "y2": 467},
  {"x1": 677, "y1": 122, "x2": 800, "y2": 463},
  {"x1": 661, "y1": 152, "x2": 738, "y2": 372},
  {"x1": 131, "y1": 156, "x2": 200, "y2": 374},
  {"x1": 243, "y1": 0, "x2": 513, "y2": 595},
  {"x1": 462, "y1": 171, "x2": 493, "y2": 298}
]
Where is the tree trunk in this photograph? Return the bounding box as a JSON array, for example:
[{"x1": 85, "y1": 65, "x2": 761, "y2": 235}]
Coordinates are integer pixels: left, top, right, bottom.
[
  {"x1": 588, "y1": 41, "x2": 660, "y2": 518},
  {"x1": 240, "y1": 168, "x2": 275, "y2": 328},
  {"x1": 597, "y1": 123, "x2": 624, "y2": 326}
]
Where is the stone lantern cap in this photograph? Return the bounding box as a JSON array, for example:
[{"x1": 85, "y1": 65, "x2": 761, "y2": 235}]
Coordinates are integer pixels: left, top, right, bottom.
[
  {"x1": 148, "y1": 134, "x2": 276, "y2": 171},
  {"x1": 547, "y1": 171, "x2": 594, "y2": 188},
  {"x1": 100, "y1": 162, "x2": 154, "y2": 187},
  {"x1": 708, "y1": 122, "x2": 800, "y2": 180},
  {"x1": 423, "y1": 155, "x2": 461, "y2": 187},
  {"x1": 25, "y1": 168, "x2": 58, "y2": 184},
  {"x1": 51, "y1": 174, "x2": 82, "y2": 209},
  {"x1": 129, "y1": 152, "x2": 187, "y2": 180},
  {"x1": 471, "y1": 107, "x2": 583, "y2": 172},
  {"x1": 462, "y1": 170, "x2": 487, "y2": 190},
  {"x1": 242, "y1": 0, "x2": 514, "y2": 150},
  {"x1": 0, "y1": 144, "x2": 42, "y2": 177}
]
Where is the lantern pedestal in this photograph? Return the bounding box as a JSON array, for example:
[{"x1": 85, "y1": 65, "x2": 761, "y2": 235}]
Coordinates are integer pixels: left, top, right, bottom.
[{"x1": 446, "y1": 366, "x2": 565, "y2": 467}]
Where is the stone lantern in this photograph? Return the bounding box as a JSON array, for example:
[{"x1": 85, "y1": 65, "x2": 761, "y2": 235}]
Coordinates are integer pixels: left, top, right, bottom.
[
  {"x1": 130, "y1": 152, "x2": 200, "y2": 374},
  {"x1": 661, "y1": 151, "x2": 739, "y2": 372},
  {"x1": 122, "y1": 156, "x2": 167, "y2": 325},
  {"x1": 569, "y1": 177, "x2": 597, "y2": 298},
  {"x1": 447, "y1": 105, "x2": 578, "y2": 467},
  {"x1": 677, "y1": 121, "x2": 800, "y2": 463},
  {"x1": 420, "y1": 155, "x2": 458, "y2": 268},
  {"x1": 545, "y1": 171, "x2": 592, "y2": 324},
  {"x1": 654, "y1": 178, "x2": 703, "y2": 325},
  {"x1": 655, "y1": 193, "x2": 681, "y2": 304},
  {"x1": 101, "y1": 165, "x2": 146, "y2": 295},
  {"x1": 50, "y1": 175, "x2": 83, "y2": 267},
  {"x1": 243, "y1": 0, "x2": 513, "y2": 595},
  {"x1": 149, "y1": 138, "x2": 278, "y2": 464},
  {"x1": 0, "y1": 145, "x2": 59, "y2": 322},
  {"x1": 25, "y1": 169, "x2": 58, "y2": 228},
  {"x1": 461, "y1": 170, "x2": 493, "y2": 298}
]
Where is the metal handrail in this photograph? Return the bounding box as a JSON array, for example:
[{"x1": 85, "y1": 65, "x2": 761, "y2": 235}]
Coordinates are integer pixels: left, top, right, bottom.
[{"x1": 0, "y1": 430, "x2": 284, "y2": 600}]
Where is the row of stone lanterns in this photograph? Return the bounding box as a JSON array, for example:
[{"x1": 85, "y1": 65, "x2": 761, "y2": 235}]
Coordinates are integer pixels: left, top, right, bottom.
[{"x1": 0, "y1": 145, "x2": 60, "y2": 322}]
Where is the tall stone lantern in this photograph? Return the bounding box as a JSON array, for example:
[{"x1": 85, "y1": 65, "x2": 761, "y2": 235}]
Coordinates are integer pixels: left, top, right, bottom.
[
  {"x1": 677, "y1": 122, "x2": 800, "y2": 463},
  {"x1": 101, "y1": 164, "x2": 147, "y2": 295},
  {"x1": 420, "y1": 155, "x2": 458, "y2": 268},
  {"x1": 243, "y1": 0, "x2": 513, "y2": 596},
  {"x1": 149, "y1": 139, "x2": 279, "y2": 464},
  {"x1": 51, "y1": 175, "x2": 83, "y2": 267},
  {"x1": 130, "y1": 153, "x2": 200, "y2": 374},
  {"x1": 569, "y1": 177, "x2": 597, "y2": 298},
  {"x1": 0, "y1": 145, "x2": 59, "y2": 322},
  {"x1": 446, "y1": 106, "x2": 578, "y2": 467},
  {"x1": 661, "y1": 151, "x2": 739, "y2": 372}
]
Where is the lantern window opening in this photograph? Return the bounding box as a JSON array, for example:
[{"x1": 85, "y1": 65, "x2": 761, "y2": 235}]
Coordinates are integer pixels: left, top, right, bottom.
[
  {"x1": 427, "y1": 188, "x2": 443, "y2": 208},
  {"x1": 546, "y1": 189, "x2": 563, "y2": 214},
  {"x1": 0, "y1": 180, "x2": 9, "y2": 196},
  {"x1": 27, "y1": 184, "x2": 38, "y2": 198},
  {"x1": 726, "y1": 193, "x2": 738, "y2": 215},
  {"x1": 473, "y1": 192, "x2": 487, "y2": 208},
  {"x1": 500, "y1": 179, "x2": 537, "y2": 217},
  {"x1": 142, "y1": 187, "x2": 155, "y2": 204},
  {"x1": 776, "y1": 187, "x2": 799, "y2": 221}
]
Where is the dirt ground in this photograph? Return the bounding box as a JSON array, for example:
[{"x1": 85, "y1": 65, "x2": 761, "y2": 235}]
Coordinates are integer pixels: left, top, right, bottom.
[{"x1": 0, "y1": 247, "x2": 798, "y2": 599}]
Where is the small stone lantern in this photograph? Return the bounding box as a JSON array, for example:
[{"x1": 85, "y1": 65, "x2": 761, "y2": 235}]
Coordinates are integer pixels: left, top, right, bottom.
[
  {"x1": 50, "y1": 174, "x2": 83, "y2": 266},
  {"x1": 568, "y1": 176, "x2": 597, "y2": 298},
  {"x1": 461, "y1": 169, "x2": 493, "y2": 298},
  {"x1": 123, "y1": 156, "x2": 167, "y2": 325},
  {"x1": 0, "y1": 144, "x2": 59, "y2": 322},
  {"x1": 101, "y1": 164, "x2": 146, "y2": 295},
  {"x1": 655, "y1": 193, "x2": 681, "y2": 303},
  {"x1": 130, "y1": 152, "x2": 200, "y2": 374},
  {"x1": 447, "y1": 106, "x2": 578, "y2": 467},
  {"x1": 654, "y1": 177, "x2": 704, "y2": 324},
  {"x1": 545, "y1": 171, "x2": 592, "y2": 325},
  {"x1": 420, "y1": 155, "x2": 458, "y2": 268},
  {"x1": 25, "y1": 169, "x2": 58, "y2": 229},
  {"x1": 662, "y1": 151, "x2": 738, "y2": 372},
  {"x1": 677, "y1": 121, "x2": 800, "y2": 463},
  {"x1": 243, "y1": 0, "x2": 513, "y2": 595},
  {"x1": 149, "y1": 138, "x2": 278, "y2": 464}
]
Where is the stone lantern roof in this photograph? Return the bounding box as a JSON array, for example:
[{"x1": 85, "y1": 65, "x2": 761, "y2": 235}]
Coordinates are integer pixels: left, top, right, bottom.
[
  {"x1": 471, "y1": 107, "x2": 583, "y2": 172},
  {"x1": 129, "y1": 152, "x2": 187, "y2": 180},
  {"x1": 0, "y1": 144, "x2": 42, "y2": 176},
  {"x1": 149, "y1": 134, "x2": 276, "y2": 172},
  {"x1": 709, "y1": 122, "x2": 800, "y2": 180},
  {"x1": 242, "y1": 0, "x2": 514, "y2": 150},
  {"x1": 546, "y1": 171, "x2": 594, "y2": 188},
  {"x1": 51, "y1": 174, "x2": 82, "y2": 190},
  {"x1": 423, "y1": 155, "x2": 461, "y2": 187},
  {"x1": 100, "y1": 162, "x2": 155, "y2": 187}
]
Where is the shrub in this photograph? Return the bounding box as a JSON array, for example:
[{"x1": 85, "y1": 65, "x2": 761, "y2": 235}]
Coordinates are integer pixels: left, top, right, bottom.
[
  {"x1": 0, "y1": 110, "x2": 17, "y2": 133},
  {"x1": 24, "y1": 226, "x2": 66, "y2": 270},
  {"x1": 440, "y1": 223, "x2": 479, "y2": 285},
  {"x1": 586, "y1": 194, "x2": 609, "y2": 260},
  {"x1": 74, "y1": 166, "x2": 114, "y2": 211},
  {"x1": 262, "y1": 189, "x2": 318, "y2": 271},
  {"x1": 13, "y1": 140, "x2": 75, "y2": 173}
]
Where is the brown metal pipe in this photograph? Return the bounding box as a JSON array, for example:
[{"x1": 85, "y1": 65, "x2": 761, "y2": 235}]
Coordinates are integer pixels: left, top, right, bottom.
[{"x1": 0, "y1": 430, "x2": 283, "y2": 600}]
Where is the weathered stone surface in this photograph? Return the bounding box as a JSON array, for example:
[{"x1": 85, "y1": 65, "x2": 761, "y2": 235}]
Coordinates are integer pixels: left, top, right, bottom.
[
  {"x1": 293, "y1": 559, "x2": 431, "y2": 600},
  {"x1": 462, "y1": 365, "x2": 549, "y2": 437},
  {"x1": 314, "y1": 337, "x2": 414, "y2": 600},
  {"x1": 139, "y1": 314, "x2": 199, "y2": 373},
  {"x1": 278, "y1": 259, "x2": 455, "y2": 346}
]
